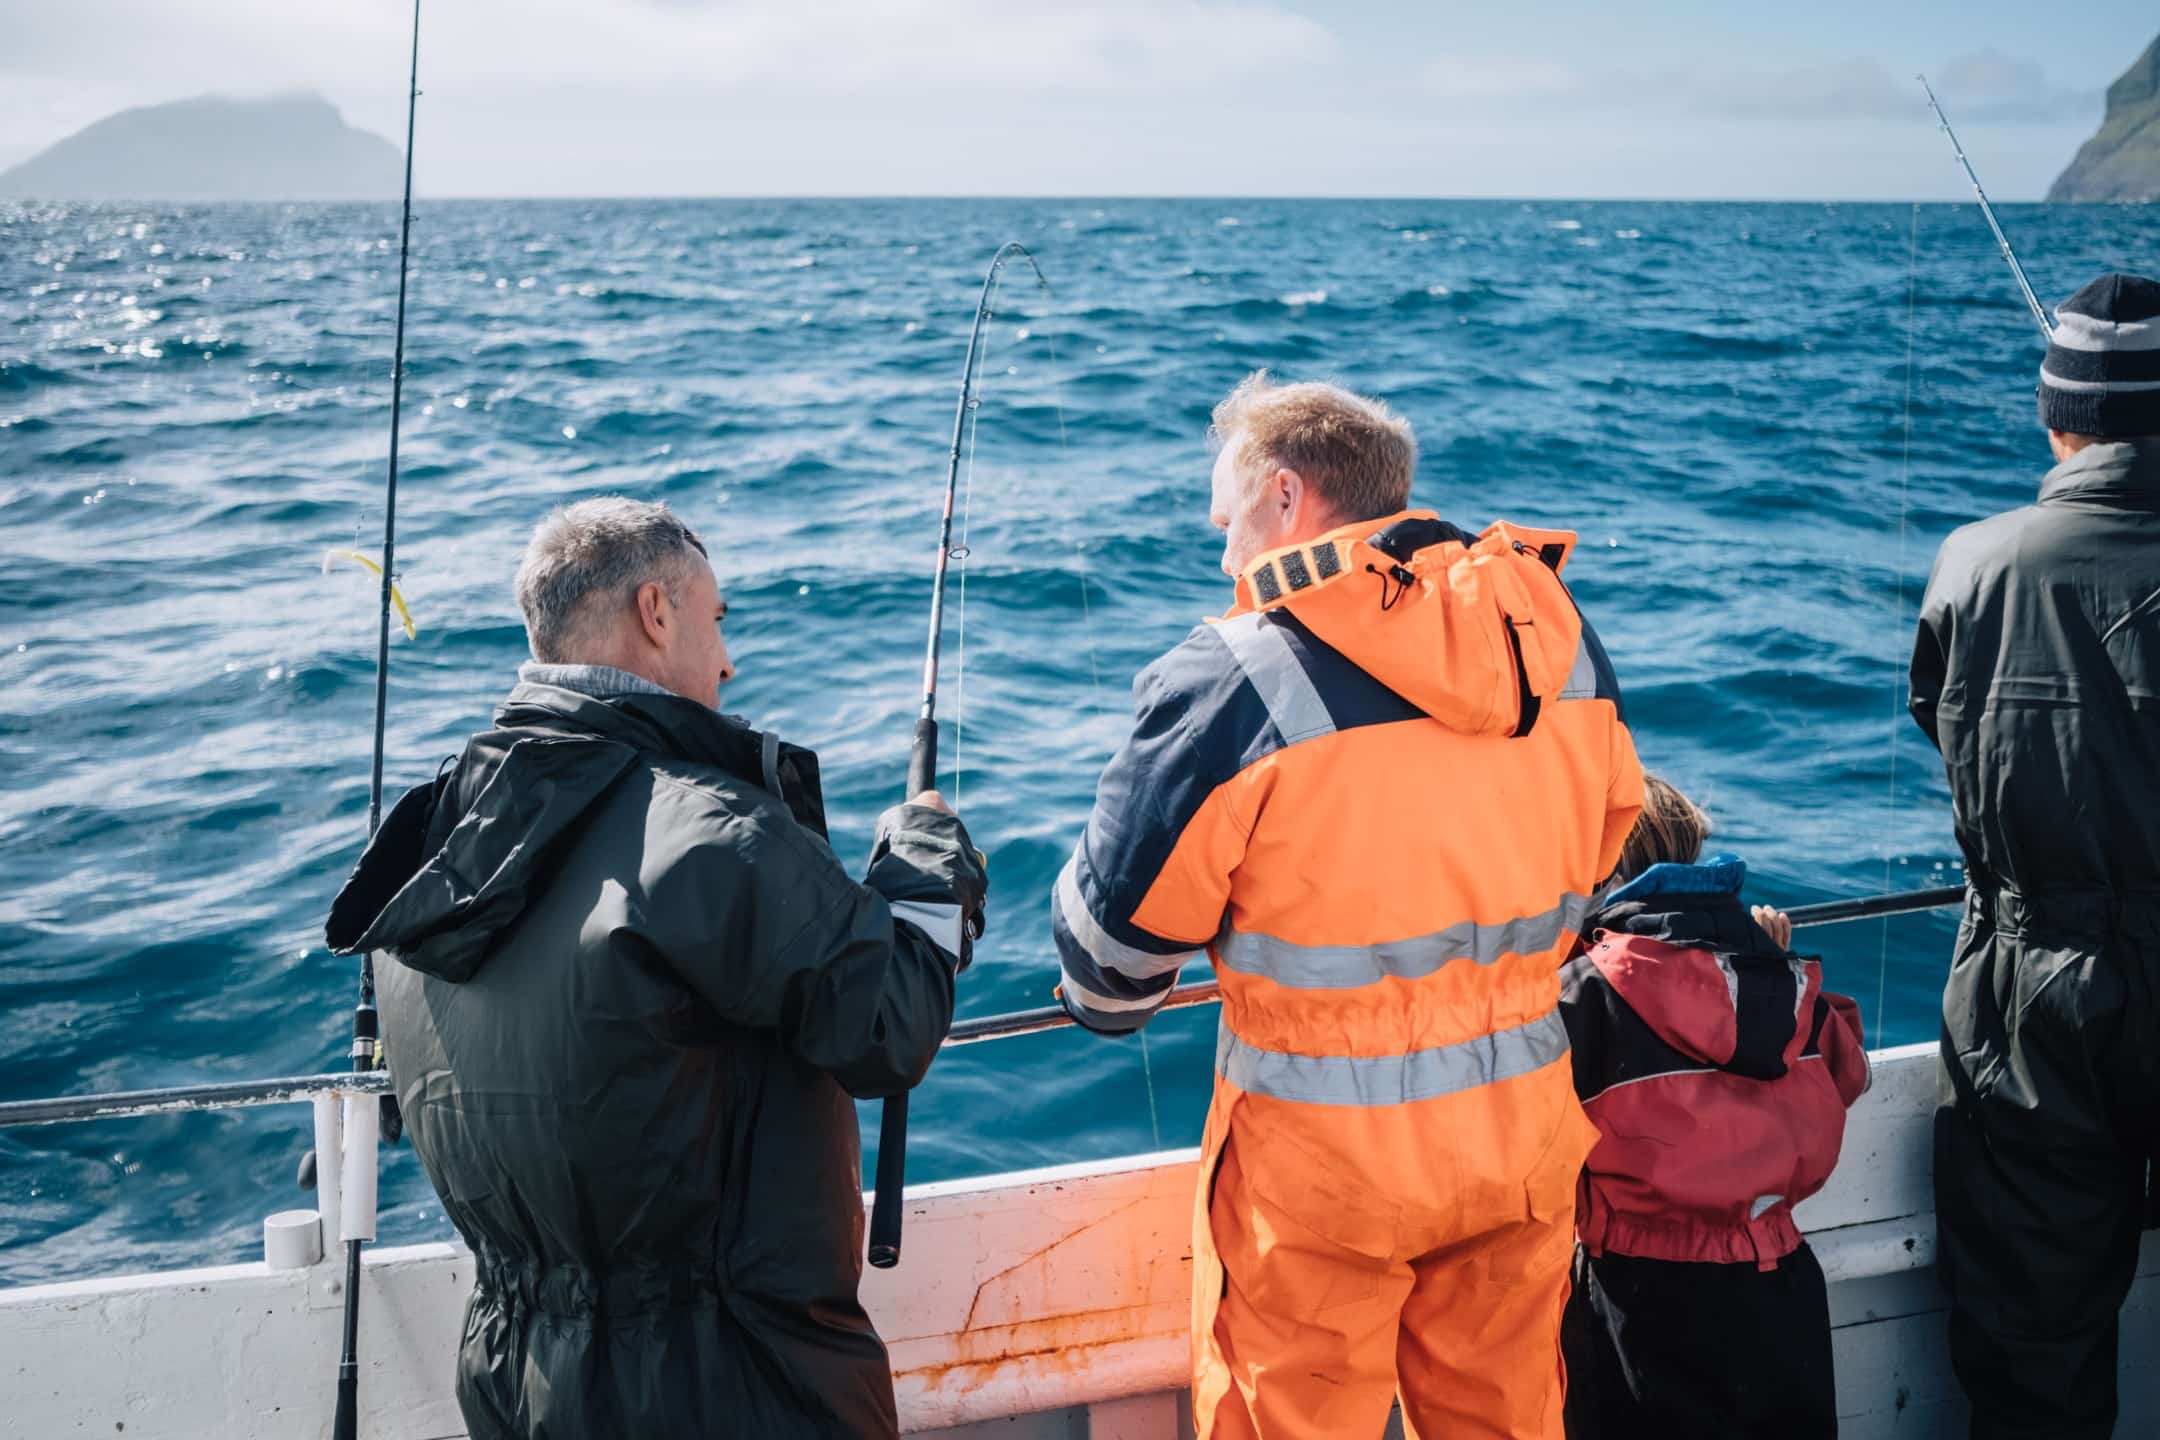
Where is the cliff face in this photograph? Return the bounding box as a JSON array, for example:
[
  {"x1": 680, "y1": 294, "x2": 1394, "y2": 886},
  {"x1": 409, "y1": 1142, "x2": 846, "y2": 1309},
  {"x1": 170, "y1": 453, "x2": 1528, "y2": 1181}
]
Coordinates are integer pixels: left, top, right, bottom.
[
  {"x1": 0, "y1": 95, "x2": 401, "y2": 202},
  {"x1": 2050, "y1": 32, "x2": 2160, "y2": 202}
]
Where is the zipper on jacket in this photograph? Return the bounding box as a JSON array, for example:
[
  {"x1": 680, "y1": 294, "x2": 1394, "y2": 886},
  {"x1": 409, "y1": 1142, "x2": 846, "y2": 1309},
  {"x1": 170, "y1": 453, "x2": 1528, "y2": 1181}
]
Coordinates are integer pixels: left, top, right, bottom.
[{"x1": 1503, "y1": 615, "x2": 1541, "y2": 738}]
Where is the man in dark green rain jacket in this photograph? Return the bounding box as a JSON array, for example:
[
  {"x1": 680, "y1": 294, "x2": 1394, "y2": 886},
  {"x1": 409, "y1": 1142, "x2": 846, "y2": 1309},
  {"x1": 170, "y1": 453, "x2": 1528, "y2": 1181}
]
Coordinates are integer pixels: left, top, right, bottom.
[{"x1": 326, "y1": 497, "x2": 986, "y2": 1439}]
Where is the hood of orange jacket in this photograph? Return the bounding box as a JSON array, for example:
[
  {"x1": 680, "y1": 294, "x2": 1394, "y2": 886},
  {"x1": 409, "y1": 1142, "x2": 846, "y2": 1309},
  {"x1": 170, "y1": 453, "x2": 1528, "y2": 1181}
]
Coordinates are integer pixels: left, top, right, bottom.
[{"x1": 1227, "y1": 510, "x2": 1585, "y2": 739}]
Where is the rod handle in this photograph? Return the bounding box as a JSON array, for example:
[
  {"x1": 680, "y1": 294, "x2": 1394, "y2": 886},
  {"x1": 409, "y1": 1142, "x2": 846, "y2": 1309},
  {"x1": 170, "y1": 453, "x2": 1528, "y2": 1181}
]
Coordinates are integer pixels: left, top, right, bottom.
[
  {"x1": 332, "y1": 1370, "x2": 357, "y2": 1440},
  {"x1": 906, "y1": 718, "x2": 938, "y2": 800},
  {"x1": 868, "y1": 1093, "x2": 908, "y2": 1268}
]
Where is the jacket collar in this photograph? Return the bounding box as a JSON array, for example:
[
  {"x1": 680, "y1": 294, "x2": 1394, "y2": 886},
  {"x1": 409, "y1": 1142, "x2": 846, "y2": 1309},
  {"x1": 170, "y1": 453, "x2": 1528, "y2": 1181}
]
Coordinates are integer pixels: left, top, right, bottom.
[
  {"x1": 1604, "y1": 856, "x2": 1746, "y2": 908},
  {"x1": 515, "y1": 660, "x2": 677, "y2": 701},
  {"x1": 1225, "y1": 509, "x2": 1577, "y2": 618},
  {"x1": 2038, "y1": 436, "x2": 2160, "y2": 504},
  {"x1": 498, "y1": 682, "x2": 829, "y2": 838},
  {"x1": 1216, "y1": 509, "x2": 1587, "y2": 740},
  {"x1": 502, "y1": 681, "x2": 752, "y2": 771}
]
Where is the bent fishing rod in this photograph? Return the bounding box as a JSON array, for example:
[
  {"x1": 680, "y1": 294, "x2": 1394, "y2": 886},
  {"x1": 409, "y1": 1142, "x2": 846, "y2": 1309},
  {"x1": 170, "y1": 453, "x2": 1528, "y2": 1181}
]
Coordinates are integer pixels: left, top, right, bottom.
[
  {"x1": 869, "y1": 240, "x2": 1050, "y2": 1270},
  {"x1": 0, "y1": 884, "x2": 1968, "y2": 1129},
  {"x1": 331, "y1": 4, "x2": 423, "y2": 1437},
  {"x1": 1918, "y1": 74, "x2": 2054, "y2": 343}
]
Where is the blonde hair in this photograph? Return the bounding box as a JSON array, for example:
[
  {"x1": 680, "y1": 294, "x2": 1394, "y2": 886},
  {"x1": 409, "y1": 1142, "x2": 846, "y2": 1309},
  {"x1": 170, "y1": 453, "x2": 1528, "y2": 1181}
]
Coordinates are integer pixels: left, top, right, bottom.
[
  {"x1": 1209, "y1": 370, "x2": 1416, "y2": 523},
  {"x1": 1617, "y1": 773, "x2": 1712, "y2": 881}
]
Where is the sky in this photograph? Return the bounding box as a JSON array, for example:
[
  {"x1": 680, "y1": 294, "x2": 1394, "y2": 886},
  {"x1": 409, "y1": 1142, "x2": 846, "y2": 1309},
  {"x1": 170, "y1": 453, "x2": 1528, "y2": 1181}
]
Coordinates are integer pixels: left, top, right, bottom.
[{"x1": 1, "y1": 0, "x2": 2152, "y2": 198}]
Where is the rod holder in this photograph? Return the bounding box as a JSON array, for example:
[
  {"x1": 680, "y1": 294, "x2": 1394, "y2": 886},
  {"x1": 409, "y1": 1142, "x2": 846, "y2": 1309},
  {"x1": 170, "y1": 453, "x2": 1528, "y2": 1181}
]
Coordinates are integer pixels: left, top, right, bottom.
[
  {"x1": 338, "y1": 1093, "x2": 379, "y2": 1244},
  {"x1": 264, "y1": 1209, "x2": 325, "y2": 1270},
  {"x1": 312, "y1": 1093, "x2": 344, "y2": 1255}
]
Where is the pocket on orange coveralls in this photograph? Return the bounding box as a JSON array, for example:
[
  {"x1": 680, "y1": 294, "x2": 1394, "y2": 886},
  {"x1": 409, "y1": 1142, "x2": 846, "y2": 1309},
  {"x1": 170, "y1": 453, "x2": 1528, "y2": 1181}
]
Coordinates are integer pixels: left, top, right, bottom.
[
  {"x1": 1488, "y1": 1091, "x2": 1598, "y2": 1282},
  {"x1": 1215, "y1": 1122, "x2": 1404, "y2": 1314}
]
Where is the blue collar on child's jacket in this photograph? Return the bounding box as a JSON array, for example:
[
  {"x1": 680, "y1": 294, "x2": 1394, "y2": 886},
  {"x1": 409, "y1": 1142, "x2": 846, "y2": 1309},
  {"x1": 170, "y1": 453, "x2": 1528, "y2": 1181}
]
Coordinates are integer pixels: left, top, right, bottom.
[{"x1": 1604, "y1": 854, "x2": 1746, "y2": 907}]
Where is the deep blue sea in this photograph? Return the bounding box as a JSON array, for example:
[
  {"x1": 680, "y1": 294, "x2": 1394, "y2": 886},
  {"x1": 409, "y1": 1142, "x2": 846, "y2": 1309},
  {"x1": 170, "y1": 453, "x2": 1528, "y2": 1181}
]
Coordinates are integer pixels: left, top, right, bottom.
[{"x1": 2, "y1": 197, "x2": 2150, "y2": 1287}]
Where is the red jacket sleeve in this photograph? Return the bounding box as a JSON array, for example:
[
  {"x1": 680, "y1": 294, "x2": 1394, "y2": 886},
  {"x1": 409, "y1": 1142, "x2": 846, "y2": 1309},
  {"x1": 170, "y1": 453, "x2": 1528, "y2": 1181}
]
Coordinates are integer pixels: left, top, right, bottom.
[{"x1": 1818, "y1": 990, "x2": 1871, "y2": 1106}]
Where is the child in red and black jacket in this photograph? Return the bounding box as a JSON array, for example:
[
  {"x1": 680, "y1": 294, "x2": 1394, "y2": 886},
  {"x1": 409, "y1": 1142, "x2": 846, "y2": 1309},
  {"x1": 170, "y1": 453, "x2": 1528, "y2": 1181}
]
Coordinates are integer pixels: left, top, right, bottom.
[{"x1": 1559, "y1": 775, "x2": 1870, "y2": 1440}]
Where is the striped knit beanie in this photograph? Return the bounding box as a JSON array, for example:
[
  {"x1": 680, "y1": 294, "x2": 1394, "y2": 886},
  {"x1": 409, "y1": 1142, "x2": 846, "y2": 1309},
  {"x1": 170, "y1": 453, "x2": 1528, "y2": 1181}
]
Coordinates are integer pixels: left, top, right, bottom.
[{"x1": 2039, "y1": 273, "x2": 2160, "y2": 438}]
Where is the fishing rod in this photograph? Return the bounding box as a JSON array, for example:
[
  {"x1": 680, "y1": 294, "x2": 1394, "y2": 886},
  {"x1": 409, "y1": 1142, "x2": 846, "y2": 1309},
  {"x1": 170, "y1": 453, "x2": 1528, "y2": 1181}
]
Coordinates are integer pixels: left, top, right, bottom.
[
  {"x1": 1918, "y1": 74, "x2": 2054, "y2": 342},
  {"x1": 940, "y1": 882, "x2": 1971, "y2": 1048},
  {"x1": 331, "y1": 3, "x2": 422, "y2": 1437},
  {"x1": 869, "y1": 240, "x2": 1049, "y2": 1270}
]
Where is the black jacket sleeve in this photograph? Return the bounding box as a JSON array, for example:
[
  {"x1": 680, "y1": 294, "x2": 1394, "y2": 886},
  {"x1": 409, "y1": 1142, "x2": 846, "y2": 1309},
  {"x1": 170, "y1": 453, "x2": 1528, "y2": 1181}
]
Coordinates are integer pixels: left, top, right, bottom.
[
  {"x1": 642, "y1": 791, "x2": 965, "y2": 1099},
  {"x1": 1909, "y1": 559, "x2": 1953, "y2": 753}
]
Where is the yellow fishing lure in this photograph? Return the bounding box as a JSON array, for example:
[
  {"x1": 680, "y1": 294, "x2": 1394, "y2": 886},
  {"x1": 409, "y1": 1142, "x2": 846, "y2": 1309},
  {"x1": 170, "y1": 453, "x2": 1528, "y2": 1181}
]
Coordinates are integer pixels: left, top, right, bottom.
[{"x1": 321, "y1": 549, "x2": 417, "y2": 640}]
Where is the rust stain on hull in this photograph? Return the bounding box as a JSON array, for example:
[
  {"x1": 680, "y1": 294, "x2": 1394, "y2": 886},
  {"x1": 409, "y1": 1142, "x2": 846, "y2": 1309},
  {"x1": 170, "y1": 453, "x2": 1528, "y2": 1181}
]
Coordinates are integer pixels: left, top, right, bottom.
[
  {"x1": 898, "y1": 1301, "x2": 1179, "y2": 1393},
  {"x1": 960, "y1": 1196, "x2": 1149, "y2": 1331}
]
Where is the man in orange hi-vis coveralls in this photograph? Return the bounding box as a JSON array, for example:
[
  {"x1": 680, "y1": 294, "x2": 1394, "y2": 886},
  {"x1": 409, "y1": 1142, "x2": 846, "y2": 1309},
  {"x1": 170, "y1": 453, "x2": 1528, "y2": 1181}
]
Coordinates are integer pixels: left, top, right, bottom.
[{"x1": 1052, "y1": 373, "x2": 1644, "y2": 1440}]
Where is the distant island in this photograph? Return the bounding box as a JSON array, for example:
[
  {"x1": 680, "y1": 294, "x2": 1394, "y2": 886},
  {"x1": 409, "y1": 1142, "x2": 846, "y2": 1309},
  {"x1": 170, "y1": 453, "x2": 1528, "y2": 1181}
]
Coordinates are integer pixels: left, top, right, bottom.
[
  {"x1": 2050, "y1": 31, "x2": 2160, "y2": 202},
  {"x1": 0, "y1": 94, "x2": 401, "y2": 202}
]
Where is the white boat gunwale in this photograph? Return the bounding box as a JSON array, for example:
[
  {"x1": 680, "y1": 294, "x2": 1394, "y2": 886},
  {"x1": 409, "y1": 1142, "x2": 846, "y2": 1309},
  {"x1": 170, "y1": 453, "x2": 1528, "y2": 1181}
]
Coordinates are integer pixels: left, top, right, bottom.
[{"x1": 9, "y1": 1038, "x2": 2160, "y2": 1438}]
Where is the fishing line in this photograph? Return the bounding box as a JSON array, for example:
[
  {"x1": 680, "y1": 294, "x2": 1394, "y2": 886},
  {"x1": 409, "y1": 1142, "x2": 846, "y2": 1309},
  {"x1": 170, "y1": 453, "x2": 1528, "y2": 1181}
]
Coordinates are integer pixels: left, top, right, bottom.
[
  {"x1": 950, "y1": 265, "x2": 1010, "y2": 813},
  {"x1": 1038, "y1": 313, "x2": 1163, "y2": 1151},
  {"x1": 950, "y1": 270, "x2": 1165, "y2": 1151},
  {"x1": 1877, "y1": 202, "x2": 1920, "y2": 1052}
]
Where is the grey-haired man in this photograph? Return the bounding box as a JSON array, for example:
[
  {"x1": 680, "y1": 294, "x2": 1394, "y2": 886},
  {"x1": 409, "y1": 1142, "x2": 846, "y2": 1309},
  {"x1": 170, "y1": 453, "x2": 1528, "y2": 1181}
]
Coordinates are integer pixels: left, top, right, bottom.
[
  {"x1": 1911, "y1": 273, "x2": 2160, "y2": 1439},
  {"x1": 326, "y1": 496, "x2": 986, "y2": 1439}
]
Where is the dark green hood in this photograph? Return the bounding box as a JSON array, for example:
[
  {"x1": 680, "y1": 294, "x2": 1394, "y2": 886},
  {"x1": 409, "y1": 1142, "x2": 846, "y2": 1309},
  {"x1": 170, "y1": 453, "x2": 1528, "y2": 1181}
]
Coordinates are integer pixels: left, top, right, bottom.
[
  {"x1": 324, "y1": 733, "x2": 636, "y2": 981},
  {"x1": 325, "y1": 681, "x2": 827, "y2": 983}
]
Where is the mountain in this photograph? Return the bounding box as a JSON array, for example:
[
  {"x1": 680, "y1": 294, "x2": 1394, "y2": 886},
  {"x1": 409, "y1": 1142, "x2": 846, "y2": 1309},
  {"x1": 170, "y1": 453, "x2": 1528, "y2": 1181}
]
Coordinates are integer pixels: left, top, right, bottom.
[
  {"x1": 0, "y1": 95, "x2": 401, "y2": 202},
  {"x1": 2049, "y1": 32, "x2": 2160, "y2": 202}
]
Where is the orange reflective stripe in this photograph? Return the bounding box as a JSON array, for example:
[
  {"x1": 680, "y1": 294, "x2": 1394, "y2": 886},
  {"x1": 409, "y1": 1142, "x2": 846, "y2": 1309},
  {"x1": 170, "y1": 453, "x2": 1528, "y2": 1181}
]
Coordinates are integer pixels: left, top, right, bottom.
[
  {"x1": 1214, "y1": 1005, "x2": 1569, "y2": 1106},
  {"x1": 1214, "y1": 892, "x2": 1593, "y2": 990}
]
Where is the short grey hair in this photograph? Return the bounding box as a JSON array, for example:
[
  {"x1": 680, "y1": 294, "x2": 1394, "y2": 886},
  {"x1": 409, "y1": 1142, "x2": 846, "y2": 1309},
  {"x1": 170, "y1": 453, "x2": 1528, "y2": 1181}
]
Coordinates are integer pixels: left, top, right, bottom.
[{"x1": 514, "y1": 497, "x2": 708, "y2": 663}]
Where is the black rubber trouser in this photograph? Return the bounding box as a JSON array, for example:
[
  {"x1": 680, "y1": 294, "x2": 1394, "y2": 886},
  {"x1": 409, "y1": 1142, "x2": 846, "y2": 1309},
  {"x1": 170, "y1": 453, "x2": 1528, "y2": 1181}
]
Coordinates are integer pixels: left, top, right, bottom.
[
  {"x1": 1936, "y1": 890, "x2": 2160, "y2": 1440},
  {"x1": 1561, "y1": 1243, "x2": 1836, "y2": 1440}
]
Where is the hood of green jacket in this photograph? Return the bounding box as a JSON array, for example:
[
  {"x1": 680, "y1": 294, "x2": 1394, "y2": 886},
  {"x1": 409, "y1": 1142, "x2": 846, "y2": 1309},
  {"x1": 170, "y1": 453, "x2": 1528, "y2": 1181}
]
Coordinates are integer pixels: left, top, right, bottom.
[
  {"x1": 323, "y1": 731, "x2": 636, "y2": 982},
  {"x1": 324, "y1": 681, "x2": 826, "y2": 983}
]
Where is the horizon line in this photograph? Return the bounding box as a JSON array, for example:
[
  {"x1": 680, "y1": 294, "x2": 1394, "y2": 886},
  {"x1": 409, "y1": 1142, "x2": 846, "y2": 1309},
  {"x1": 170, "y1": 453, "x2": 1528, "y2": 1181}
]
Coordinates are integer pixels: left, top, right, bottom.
[{"x1": 0, "y1": 192, "x2": 2094, "y2": 206}]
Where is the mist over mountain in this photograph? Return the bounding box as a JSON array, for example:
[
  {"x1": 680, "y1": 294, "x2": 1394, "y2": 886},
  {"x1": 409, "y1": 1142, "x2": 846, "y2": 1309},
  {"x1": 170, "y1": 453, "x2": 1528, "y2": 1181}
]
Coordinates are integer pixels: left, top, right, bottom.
[
  {"x1": 0, "y1": 95, "x2": 401, "y2": 201},
  {"x1": 2050, "y1": 31, "x2": 2160, "y2": 202}
]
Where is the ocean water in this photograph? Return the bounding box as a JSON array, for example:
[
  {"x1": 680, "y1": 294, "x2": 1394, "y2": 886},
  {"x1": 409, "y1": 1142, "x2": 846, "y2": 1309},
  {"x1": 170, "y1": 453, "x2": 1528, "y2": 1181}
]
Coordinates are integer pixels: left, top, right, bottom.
[{"x1": 1, "y1": 197, "x2": 2149, "y2": 1287}]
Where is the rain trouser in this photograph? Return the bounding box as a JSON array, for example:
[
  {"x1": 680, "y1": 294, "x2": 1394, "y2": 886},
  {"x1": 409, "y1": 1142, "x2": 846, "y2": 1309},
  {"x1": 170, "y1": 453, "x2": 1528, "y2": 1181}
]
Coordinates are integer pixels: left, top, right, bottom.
[
  {"x1": 1935, "y1": 890, "x2": 2160, "y2": 1440},
  {"x1": 1191, "y1": 1062, "x2": 1592, "y2": 1440},
  {"x1": 1560, "y1": 1244, "x2": 1834, "y2": 1440}
]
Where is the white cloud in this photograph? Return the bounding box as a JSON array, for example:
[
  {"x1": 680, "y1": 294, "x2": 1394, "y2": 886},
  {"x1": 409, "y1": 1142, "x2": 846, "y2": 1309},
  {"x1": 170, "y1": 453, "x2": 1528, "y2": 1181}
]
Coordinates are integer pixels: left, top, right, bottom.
[
  {"x1": 1408, "y1": 45, "x2": 2096, "y2": 127},
  {"x1": 0, "y1": 1, "x2": 2108, "y2": 198},
  {"x1": 1929, "y1": 48, "x2": 2096, "y2": 123},
  {"x1": 1689, "y1": 50, "x2": 2093, "y2": 123},
  {"x1": 1420, "y1": 55, "x2": 1579, "y2": 101},
  {"x1": 0, "y1": 0, "x2": 1343, "y2": 194},
  {"x1": 2, "y1": 0, "x2": 1337, "y2": 117}
]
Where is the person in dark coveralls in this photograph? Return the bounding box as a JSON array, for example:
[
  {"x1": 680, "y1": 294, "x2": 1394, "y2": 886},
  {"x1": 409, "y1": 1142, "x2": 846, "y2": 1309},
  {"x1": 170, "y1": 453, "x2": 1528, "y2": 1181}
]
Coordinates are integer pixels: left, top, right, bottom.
[
  {"x1": 1910, "y1": 273, "x2": 2160, "y2": 1439},
  {"x1": 324, "y1": 497, "x2": 988, "y2": 1439}
]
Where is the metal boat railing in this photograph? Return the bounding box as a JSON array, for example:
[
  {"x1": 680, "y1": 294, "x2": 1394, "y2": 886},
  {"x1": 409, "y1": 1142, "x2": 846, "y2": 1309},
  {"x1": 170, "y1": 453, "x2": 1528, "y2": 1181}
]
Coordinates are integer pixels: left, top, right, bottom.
[{"x1": 0, "y1": 884, "x2": 1964, "y2": 1130}]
